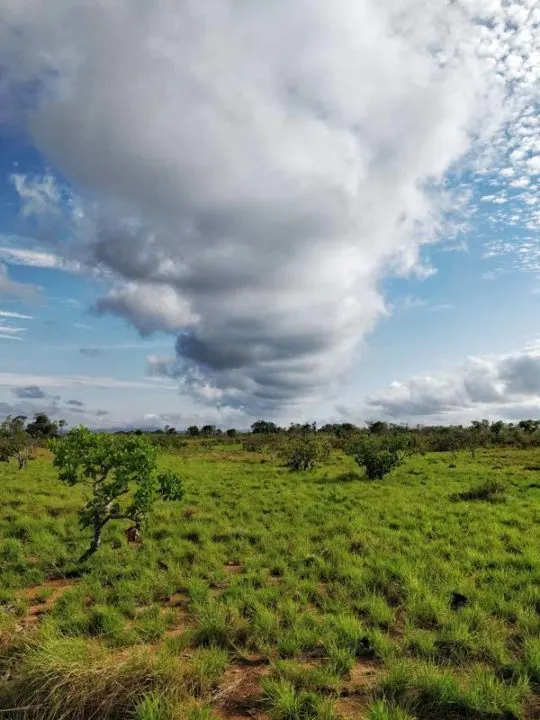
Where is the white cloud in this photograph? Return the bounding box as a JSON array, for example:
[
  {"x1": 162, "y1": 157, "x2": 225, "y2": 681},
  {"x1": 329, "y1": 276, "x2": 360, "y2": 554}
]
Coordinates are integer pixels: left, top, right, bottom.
[
  {"x1": 94, "y1": 283, "x2": 198, "y2": 335},
  {"x1": 10, "y1": 173, "x2": 61, "y2": 218},
  {"x1": 0, "y1": 333, "x2": 23, "y2": 341},
  {"x1": 363, "y1": 346, "x2": 540, "y2": 422},
  {"x1": 0, "y1": 372, "x2": 176, "y2": 391},
  {"x1": 0, "y1": 310, "x2": 33, "y2": 320},
  {"x1": 0, "y1": 0, "x2": 538, "y2": 412},
  {"x1": 0, "y1": 247, "x2": 81, "y2": 272},
  {"x1": 0, "y1": 325, "x2": 26, "y2": 334}
]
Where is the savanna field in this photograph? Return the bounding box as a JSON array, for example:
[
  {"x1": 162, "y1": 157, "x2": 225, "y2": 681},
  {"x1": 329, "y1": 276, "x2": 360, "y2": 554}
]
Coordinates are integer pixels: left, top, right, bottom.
[{"x1": 1, "y1": 441, "x2": 539, "y2": 720}]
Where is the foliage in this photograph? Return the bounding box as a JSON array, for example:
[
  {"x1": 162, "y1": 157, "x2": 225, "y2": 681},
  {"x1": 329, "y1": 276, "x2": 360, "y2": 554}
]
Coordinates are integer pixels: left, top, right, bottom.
[
  {"x1": 0, "y1": 415, "x2": 35, "y2": 469},
  {"x1": 26, "y1": 413, "x2": 64, "y2": 440},
  {"x1": 347, "y1": 437, "x2": 402, "y2": 479},
  {"x1": 51, "y1": 427, "x2": 184, "y2": 561},
  {"x1": 281, "y1": 437, "x2": 329, "y2": 471},
  {"x1": 251, "y1": 420, "x2": 280, "y2": 434}
]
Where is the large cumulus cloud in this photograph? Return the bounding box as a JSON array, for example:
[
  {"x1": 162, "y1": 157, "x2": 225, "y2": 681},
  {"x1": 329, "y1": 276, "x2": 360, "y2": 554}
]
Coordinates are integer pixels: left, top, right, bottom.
[{"x1": 1, "y1": 0, "x2": 538, "y2": 413}]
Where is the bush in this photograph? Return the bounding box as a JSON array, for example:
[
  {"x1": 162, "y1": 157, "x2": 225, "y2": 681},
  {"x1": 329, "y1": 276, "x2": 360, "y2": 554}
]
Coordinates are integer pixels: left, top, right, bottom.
[
  {"x1": 347, "y1": 439, "x2": 402, "y2": 480},
  {"x1": 281, "y1": 438, "x2": 324, "y2": 471}
]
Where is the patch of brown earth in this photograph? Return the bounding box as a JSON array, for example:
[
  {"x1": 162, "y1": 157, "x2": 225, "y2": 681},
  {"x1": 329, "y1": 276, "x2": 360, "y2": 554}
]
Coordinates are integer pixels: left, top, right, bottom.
[
  {"x1": 22, "y1": 578, "x2": 78, "y2": 625},
  {"x1": 333, "y1": 695, "x2": 370, "y2": 719},
  {"x1": 524, "y1": 694, "x2": 540, "y2": 720},
  {"x1": 340, "y1": 660, "x2": 382, "y2": 697},
  {"x1": 214, "y1": 662, "x2": 270, "y2": 719},
  {"x1": 165, "y1": 592, "x2": 190, "y2": 609}
]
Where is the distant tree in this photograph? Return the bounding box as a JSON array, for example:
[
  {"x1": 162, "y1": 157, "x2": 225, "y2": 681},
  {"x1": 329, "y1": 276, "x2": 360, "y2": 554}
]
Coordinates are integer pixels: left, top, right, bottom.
[
  {"x1": 187, "y1": 425, "x2": 200, "y2": 437},
  {"x1": 336, "y1": 423, "x2": 358, "y2": 437},
  {"x1": 287, "y1": 422, "x2": 316, "y2": 435},
  {"x1": 490, "y1": 421, "x2": 504, "y2": 440},
  {"x1": 251, "y1": 420, "x2": 279, "y2": 434},
  {"x1": 0, "y1": 416, "x2": 35, "y2": 469},
  {"x1": 51, "y1": 427, "x2": 184, "y2": 562},
  {"x1": 367, "y1": 421, "x2": 389, "y2": 435},
  {"x1": 201, "y1": 424, "x2": 216, "y2": 437},
  {"x1": 225, "y1": 428, "x2": 237, "y2": 438},
  {"x1": 164, "y1": 425, "x2": 177, "y2": 435},
  {"x1": 26, "y1": 413, "x2": 61, "y2": 440},
  {"x1": 518, "y1": 419, "x2": 539, "y2": 433}
]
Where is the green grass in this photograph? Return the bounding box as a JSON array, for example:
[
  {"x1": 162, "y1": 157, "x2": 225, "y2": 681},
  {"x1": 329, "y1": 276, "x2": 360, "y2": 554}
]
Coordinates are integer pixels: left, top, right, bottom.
[{"x1": 0, "y1": 444, "x2": 539, "y2": 718}]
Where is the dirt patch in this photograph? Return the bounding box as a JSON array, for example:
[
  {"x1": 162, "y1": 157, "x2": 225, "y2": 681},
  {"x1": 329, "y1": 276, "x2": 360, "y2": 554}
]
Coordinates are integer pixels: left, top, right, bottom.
[
  {"x1": 524, "y1": 694, "x2": 540, "y2": 720},
  {"x1": 22, "y1": 578, "x2": 78, "y2": 625},
  {"x1": 333, "y1": 695, "x2": 371, "y2": 719},
  {"x1": 341, "y1": 660, "x2": 382, "y2": 696},
  {"x1": 225, "y1": 562, "x2": 243, "y2": 574},
  {"x1": 164, "y1": 592, "x2": 190, "y2": 609},
  {"x1": 214, "y1": 663, "x2": 270, "y2": 719}
]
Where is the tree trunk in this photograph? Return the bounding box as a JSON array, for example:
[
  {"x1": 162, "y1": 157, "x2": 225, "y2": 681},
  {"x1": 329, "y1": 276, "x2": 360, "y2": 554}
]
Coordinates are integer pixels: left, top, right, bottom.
[{"x1": 79, "y1": 522, "x2": 103, "y2": 563}]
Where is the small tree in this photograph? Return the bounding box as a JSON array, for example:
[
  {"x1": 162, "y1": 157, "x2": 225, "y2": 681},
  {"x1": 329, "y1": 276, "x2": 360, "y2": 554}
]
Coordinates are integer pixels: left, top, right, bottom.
[
  {"x1": 347, "y1": 438, "x2": 402, "y2": 480},
  {"x1": 281, "y1": 437, "x2": 324, "y2": 471},
  {"x1": 225, "y1": 428, "x2": 237, "y2": 438},
  {"x1": 51, "y1": 427, "x2": 184, "y2": 562},
  {"x1": 0, "y1": 416, "x2": 35, "y2": 469},
  {"x1": 187, "y1": 425, "x2": 200, "y2": 437}
]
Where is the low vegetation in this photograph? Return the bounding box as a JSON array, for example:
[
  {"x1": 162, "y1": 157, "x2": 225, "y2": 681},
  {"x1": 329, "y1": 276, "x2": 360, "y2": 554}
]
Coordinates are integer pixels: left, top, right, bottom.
[{"x1": 0, "y1": 421, "x2": 538, "y2": 719}]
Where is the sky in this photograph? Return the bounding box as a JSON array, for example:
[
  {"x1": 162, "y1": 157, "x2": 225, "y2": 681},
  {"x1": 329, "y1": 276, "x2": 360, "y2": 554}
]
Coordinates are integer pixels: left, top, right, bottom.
[{"x1": 0, "y1": 0, "x2": 539, "y2": 430}]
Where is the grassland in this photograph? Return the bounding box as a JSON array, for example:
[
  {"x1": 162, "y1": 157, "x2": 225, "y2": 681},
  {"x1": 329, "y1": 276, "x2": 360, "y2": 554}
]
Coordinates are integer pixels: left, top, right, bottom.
[{"x1": 0, "y1": 441, "x2": 539, "y2": 719}]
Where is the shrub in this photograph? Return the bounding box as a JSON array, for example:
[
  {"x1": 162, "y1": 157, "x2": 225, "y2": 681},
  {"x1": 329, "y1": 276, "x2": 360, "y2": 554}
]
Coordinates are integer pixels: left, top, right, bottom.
[
  {"x1": 0, "y1": 416, "x2": 35, "y2": 469},
  {"x1": 347, "y1": 438, "x2": 402, "y2": 480},
  {"x1": 281, "y1": 438, "x2": 325, "y2": 471}
]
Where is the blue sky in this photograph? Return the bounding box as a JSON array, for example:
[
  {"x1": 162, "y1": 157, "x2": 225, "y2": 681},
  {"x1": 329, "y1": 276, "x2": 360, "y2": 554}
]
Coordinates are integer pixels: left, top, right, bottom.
[{"x1": 0, "y1": 0, "x2": 539, "y2": 429}]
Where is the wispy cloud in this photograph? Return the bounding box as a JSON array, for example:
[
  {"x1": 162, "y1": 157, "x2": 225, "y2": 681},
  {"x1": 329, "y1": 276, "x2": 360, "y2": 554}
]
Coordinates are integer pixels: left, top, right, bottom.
[
  {"x1": 0, "y1": 333, "x2": 23, "y2": 341},
  {"x1": 0, "y1": 325, "x2": 26, "y2": 334},
  {"x1": 0, "y1": 247, "x2": 82, "y2": 272},
  {"x1": 0, "y1": 372, "x2": 176, "y2": 391},
  {"x1": 0, "y1": 310, "x2": 33, "y2": 320}
]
